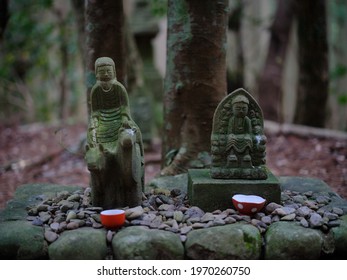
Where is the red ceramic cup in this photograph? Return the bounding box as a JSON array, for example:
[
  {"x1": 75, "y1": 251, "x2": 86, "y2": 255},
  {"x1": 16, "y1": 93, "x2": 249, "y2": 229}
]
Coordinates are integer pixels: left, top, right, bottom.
[
  {"x1": 100, "y1": 209, "x2": 125, "y2": 229},
  {"x1": 232, "y1": 194, "x2": 266, "y2": 215}
]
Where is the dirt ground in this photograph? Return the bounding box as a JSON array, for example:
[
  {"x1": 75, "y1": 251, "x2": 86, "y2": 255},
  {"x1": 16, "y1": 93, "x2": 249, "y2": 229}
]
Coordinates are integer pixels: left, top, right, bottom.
[{"x1": 0, "y1": 122, "x2": 346, "y2": 209}]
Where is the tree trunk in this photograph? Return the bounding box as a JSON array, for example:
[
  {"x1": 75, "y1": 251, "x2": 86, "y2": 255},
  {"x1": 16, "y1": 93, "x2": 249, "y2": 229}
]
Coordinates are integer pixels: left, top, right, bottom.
[
  {"x1": 161, "y1": 0, "x2": 228, "y2": 175},
  {"x1": 227, "y1": 0, "x2": 244, "y2": 92},
  {"x1": 294, "y1": 0, "x2": 329, "y2": 127},
  {"x1": 71, "y1": 0, "x2": 86, "y2": 68},
  {"x1": 258, "y1": 0, "x2": 294, "y2": 122},
  {"x1": 0, "y1": 0, "x2": 9, "y2": 42},
  {"x1": 85, "y1": 0, "x2": 126, "y2": 114}
]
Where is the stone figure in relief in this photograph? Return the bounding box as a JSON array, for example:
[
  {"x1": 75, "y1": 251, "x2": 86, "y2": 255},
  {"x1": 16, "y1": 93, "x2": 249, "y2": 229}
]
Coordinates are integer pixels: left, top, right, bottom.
[
  {"x1": 85, "y1": 57, "x2": 144, "y2": 209},
  {"x1": 210, "y1": 88, "x2": 267, "y2": 179}
]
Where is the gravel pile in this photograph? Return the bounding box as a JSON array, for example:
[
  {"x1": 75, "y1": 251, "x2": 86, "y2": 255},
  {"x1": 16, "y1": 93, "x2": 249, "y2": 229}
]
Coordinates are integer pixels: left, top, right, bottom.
[{"x1": 26, "y1": 187, "x2": 345, "y2": 244}]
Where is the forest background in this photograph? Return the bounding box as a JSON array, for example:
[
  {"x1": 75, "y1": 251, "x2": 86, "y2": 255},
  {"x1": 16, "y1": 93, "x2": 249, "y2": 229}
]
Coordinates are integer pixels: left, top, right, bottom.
[{"x1": 0, "y1": 0, "x2": 347, "y2": 207}]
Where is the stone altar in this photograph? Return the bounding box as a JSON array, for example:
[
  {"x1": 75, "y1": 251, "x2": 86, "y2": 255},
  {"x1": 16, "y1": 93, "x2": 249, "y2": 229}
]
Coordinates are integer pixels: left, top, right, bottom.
[
  {"x1": 188, "y1": 88, "x2": 281, "y2": 212},
  {"x1": 85, "y1": 57, "x2": 144, "y2": 209}
]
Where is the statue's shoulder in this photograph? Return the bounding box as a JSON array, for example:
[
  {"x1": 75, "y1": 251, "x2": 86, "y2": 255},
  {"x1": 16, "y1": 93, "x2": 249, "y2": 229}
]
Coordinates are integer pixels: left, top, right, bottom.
[{"x1": 111, "y1": 80, "x2": 127, "y2": 92}]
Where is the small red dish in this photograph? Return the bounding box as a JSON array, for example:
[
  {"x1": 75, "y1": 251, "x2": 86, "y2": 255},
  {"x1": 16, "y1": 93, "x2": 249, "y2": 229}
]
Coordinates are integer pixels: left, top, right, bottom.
[
  {"x1": 100, "y1": 209, "x2": 125, "y2": 229},
  {"x1": 232, "y1": 194, "x2": 266, "y2": 215}
]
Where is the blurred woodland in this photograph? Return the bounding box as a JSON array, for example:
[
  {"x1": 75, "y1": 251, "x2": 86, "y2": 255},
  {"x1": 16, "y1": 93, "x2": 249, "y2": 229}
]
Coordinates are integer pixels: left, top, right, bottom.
[
  {"x1": 0, "y1": 0, "x2": 346, "y2": 130},
  {"x1": 1, "y1": 0, "x2": 347, "y2": 208}
]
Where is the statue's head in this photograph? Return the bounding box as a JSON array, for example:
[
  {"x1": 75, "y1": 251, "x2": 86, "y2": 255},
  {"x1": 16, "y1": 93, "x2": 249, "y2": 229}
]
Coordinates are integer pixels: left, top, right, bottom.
[
  {"x1": 232, "y1": 95, "x2": 249, "y2": 117},
  {"x1": 95, "y1": 57, "x2": 116, "y2": 82}
]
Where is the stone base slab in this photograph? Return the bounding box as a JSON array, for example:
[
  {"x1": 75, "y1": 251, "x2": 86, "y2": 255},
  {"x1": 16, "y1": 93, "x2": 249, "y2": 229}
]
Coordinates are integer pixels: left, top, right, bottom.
[{"x1": 188, "y1": 169, "x2": 281, "y2": 212}]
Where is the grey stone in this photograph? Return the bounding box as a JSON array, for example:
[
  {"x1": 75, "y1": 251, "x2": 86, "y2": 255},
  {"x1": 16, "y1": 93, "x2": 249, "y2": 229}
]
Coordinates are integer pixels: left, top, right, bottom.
[
  {"x1": 323, "y1": 212, "x2": 339, "y2": 221},
  {"x1": 316, "y1": 195, "x2": 330, "y2": 205},
  {"x1": 58, "y1": 200, "x2": 75, "y2": 212},
  {"x1": 296, "y1": 206, "x2": 312, "y2": 217},
  {"x1": 147, "y1": 173, "x2": 188, "y2": 194},
  {"x1": 272, "y1": 206, "x2": 296, "y2": 216},
  {"x1": 333, "y1": 207, "x2": 344, "y2": 216},
  {"x1": 0, "y1": 220, "x2": 47, "y2": 259},
  {"x1": 50, "y1": 222, "x2": 60, "y2": 232},
  {"x1": 265, "y1": 202, "x2": 282, "y2": 213},
  {"x1": 112, "y1": 226, "x2": 184, "y2": 260},
  {"x1": 66, "y1": 211, "x2": 77, "y2": 222},
  {"x1": 265, "y1": 222, "x2": 323, "y2": 259},
  {"x1": 180, "y1": 225, "x2": 193, "y2": 235},
  {"x1": 48, "y1": 228, "x2": 107, "y2": 260},
  {"x1": 261, "y1": 216, "x2": 272, "y2": 225},
  {"x1": 185, "y1": 206, "x2": 205, "y2": 219},
  {"x1": 200, "y1": 213, "x2": 215, "y2": 223},
  {"x1": 300, "y1": 218, "x2": 309, "y2": 228},
  {"x1": 44, "y1": 230, "x2": 59, "y2": 243},
  {"x1": 125, "y1": 206, "x2": 144, "y2": 220},
  {"x1": 309, "y1": 213, "x2": 324, "y2": 228},
  {"x1": 281, "y1": 213, "x2": 296, "y2": 221},
  {"x1": 173, "y1": 211, "x2": 184, "y2": 222},
  {"x1": 185, "y1": 223, "x2": 261, "y2": 260},
  {"x1": 66, "y1": 222, "x2": 79, "y2": 230},
  {"x1": 224, "y1": 216, "x2": 237, "y2": 224}
]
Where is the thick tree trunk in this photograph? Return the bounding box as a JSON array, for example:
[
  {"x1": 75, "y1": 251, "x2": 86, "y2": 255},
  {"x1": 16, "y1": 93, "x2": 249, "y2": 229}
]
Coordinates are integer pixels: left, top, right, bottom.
[
  {"x1": 258, "y1": 0, "x2": 294, "y2": 122},
  {"x1": 161, "y1": 0, "x2": 228, "y2": 175},
  {"x1": 294, "y1": 0, "x2": 329, "y2": 127},
  {"x1": 85, "y1": 0, "x2": 126, "y2": 113}
]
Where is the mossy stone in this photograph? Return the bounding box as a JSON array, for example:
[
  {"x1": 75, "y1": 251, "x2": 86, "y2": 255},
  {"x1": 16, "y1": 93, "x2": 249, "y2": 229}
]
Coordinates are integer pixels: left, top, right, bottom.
[
  {"x1": 112, "y1": 226, "x2": 184, "y2": 260},
  {"x1": 265, "y1": 221, "x2": 323, "y2": 259},
  {"x1": 48, "y1": 228, "x2": 107, "y2": 260},
  {"x1": 185, "y1": 223, "x2": 261, "y2": 259},
  {"x1": 0, "y1": 220, "x2": 47, "y2": 259}
]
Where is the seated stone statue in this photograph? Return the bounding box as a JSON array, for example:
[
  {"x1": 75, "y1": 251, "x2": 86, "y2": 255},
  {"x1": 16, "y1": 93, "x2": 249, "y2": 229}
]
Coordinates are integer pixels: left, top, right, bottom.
[
  {"x1": 226, "y1": 95, "x2": 253, "y2": 168},
  {"x1": 85, "y1": 57, "x2": 144, "y2": 209},
  {"x1": 210, "y1": 88, "x2": 267, "y2": 179}
]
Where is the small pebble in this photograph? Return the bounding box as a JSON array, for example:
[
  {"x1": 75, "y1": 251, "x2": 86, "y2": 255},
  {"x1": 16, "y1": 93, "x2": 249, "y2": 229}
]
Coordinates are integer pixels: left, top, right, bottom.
[{"x1": 44, "y1": 230, "x2": 59, "y2": 243}]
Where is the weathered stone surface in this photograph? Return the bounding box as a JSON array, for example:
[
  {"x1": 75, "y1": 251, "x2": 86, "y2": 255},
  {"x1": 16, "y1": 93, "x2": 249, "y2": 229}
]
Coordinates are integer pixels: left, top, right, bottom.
[
  {"x1": 265, "y1": 222, "x2": 323, "y2": 259},
  {"x1": 332, "y1": 215, "x2": 347, "y2": 258},
  {"x1": 188, "y1": 169, "x2": 280, "y2": 212},
  {"x1": 147, "y1": 173, "x2": 188, "y2": 194},
  {"x1": 0, "y1": 184, "x2": 82, "y2": 222},
  {"x1": 48, "y1": 228, "x2": 107, "y2": 260},
  {"x1": 86, "y1": 57, "x2": 144, "y2": 209},
  {"x1": 0, "y1": 220, "x2": 47, "y2": 259},
  {"x1": 185, "y1": 223, "x2": 261, "y2": 260},
  {"x1": 210, "y1": 89, "x2": 267, "y2": 180},
  {"x1": 112, "y1": 226, "x2": 184, "y2": 260},
  {"x1": 279, "y1": 176, "x2": 332, "y2": 193}
]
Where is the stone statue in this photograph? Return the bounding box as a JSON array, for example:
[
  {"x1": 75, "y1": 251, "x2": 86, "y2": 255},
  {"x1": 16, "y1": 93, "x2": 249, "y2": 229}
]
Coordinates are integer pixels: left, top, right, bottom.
[
  {"x1": 210, "y1": 88, "x2": 267, "y2": 179},
  {"x1": 85, "y1": 57, "x2": 144, "y2": 209}
]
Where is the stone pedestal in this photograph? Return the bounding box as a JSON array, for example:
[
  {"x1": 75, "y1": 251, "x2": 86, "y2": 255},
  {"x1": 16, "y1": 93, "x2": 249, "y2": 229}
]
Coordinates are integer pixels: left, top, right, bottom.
[{"x1": 188, "y1": 169, "x2": 281, "y2": 212}]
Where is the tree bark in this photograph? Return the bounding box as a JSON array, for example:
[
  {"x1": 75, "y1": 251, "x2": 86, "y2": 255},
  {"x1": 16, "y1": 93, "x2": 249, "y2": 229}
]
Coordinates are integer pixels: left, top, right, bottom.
[
  {"x1": 85, "y1": 0, "x2": 126, "y2": 114},
  {"x1": 258, "y1": 0, "x2": 294, "y2": 122},
  {"x1": 294, "y1": 0, "x2": 329, "y2": 127},
  {"x1": 227, "y1": 0, "x2": 244, "y2": 92},
  {"x1": 161, "y1": 0, "x2": 228, "y2": 175},
  {"x1": 0, "y1": 0, "x2": 9, "y2": 42}
]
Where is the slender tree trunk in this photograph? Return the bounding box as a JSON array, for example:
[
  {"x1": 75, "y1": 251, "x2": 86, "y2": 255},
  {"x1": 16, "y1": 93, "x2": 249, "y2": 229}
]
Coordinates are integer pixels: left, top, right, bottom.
[
  {"x1": 71, "y1": 0, "x2": 86, "y2": 68},
  {"x1": 258, "y1": 0, "x2": 294, "y2": 122},
  {"x1": 294, "y1": 0, "x2": 329, "y2": 127},
  {"x1": 85, "y1": 0, "x2": 126, "y2": 114},
  {"x1": 227, "y1": 0, "x2": 244, "y2": 92},
  {"x1": 0, "y1": 0, "x2": 9, "y2": 42},
  {"x1": 161, "y1": 0, "x2": 228, "y2": 175}
]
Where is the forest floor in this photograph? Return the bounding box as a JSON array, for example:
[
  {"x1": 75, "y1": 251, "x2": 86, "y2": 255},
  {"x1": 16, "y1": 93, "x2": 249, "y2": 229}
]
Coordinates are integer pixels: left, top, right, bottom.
[{"x1": 0, "y1": 122, "x2": 346, "y2": 209}]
